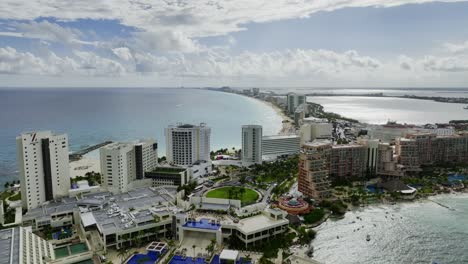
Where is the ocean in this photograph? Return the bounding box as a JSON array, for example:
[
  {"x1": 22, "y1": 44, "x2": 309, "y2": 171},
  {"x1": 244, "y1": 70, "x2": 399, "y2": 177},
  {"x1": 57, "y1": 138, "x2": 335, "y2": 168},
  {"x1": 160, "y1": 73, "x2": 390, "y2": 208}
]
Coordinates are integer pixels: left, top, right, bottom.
[
  {"x1": 0, "y1": 88, "x2": 282, "y2": 188},
  {"x1": 311, "y1": 193, "x2": 468, "y2": 264}
]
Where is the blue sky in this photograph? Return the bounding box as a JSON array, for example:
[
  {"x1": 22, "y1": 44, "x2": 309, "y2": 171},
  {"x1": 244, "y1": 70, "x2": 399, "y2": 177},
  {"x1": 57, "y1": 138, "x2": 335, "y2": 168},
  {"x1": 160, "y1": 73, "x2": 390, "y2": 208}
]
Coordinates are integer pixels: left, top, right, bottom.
[{"x1": 0, "y1": 0, "x2": 467, "y2": 87}]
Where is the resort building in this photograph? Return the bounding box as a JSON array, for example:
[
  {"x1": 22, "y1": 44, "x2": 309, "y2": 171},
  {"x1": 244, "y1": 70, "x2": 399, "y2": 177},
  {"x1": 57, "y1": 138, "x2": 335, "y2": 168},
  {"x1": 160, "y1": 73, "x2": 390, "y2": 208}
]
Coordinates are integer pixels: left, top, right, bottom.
[
  {"x1": 358, "y1": 138, "x2": 380, "y2": 177},
  {"x1": 166, "y1": 123, "x2": 211, "y2": 167},
  {"x1": 241, "y1": 125, "x2": 263, "y2": 166},
  {"x1": 330, "y1": 144, "x2": 367, "y2": 180},
  {"x1": 0, "y1": 226, "x2": 55, "y2": 264},
  {"x1": 22, "y1": 186, "x2": 180, "y2": 251},
  {"x1": 298, "y1": 140, "x2": 332, "y2": 200},
  {"x1": 287, "y1": 93, "x2": 306, "y2": 114},
  {"x1": 300, "y1": 121, "x2": 333, "y2": 144},
  {"x1": 376, "y1": 143, "x2": 405, "y2": 177},
  {"x1": 294, "y1": 103, "x2": 310, "y2": 127},
  {"x1": 176, "y1": 208, "x2": 289, "y2": 249},
  {"x1": 145, "y1": 166, "x2": 190, "y2": 186},
  {"x1": 262, "y1": 134, "x2": 300, "y2": 158},
  {"x1": 100, "y1": 139, "x2": 158, "y2": 194},
  {"x1": 16, "y1": 131, "x2": 70, "y2": 210},
  {"x1": 395, "y1": 132, "x2": 468, "y2": 174}
]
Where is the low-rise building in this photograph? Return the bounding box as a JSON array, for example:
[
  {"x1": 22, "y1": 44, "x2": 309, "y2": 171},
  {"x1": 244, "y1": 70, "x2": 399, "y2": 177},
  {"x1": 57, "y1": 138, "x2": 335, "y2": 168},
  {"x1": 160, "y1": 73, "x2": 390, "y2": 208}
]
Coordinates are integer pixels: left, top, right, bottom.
[
  {"x1": 262, "y1": 134, "x2": 300, "y2": 158},
  {"x1": 145, "y1": 166, "x2": 190, "y2": 186}
]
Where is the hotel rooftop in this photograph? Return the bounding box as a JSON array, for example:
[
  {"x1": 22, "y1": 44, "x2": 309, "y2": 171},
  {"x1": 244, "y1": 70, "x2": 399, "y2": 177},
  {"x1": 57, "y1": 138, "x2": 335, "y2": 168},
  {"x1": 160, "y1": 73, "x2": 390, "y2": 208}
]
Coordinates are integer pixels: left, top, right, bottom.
[{"x1": 23, "y1": 186, "x2": 180, "y2": 233}]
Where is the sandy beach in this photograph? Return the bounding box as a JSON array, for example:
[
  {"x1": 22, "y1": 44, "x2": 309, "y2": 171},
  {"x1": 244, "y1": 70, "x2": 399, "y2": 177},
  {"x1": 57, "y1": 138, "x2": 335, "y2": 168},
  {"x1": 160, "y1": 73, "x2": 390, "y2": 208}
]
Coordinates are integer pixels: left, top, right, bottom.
[
  {"x1": 260, "y1": 99, "x2": 296, "y2": 135},
  {"x1": 69, "y1": 149, "x2": 101, "y2": 178}
]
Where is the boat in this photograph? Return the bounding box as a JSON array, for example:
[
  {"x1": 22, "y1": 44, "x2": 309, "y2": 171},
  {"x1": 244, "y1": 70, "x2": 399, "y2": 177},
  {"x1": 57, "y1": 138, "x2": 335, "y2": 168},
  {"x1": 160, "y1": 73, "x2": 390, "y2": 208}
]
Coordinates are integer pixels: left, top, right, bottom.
[{"x1": 366, "y1": 235, "x2": 371, "y2": 241}]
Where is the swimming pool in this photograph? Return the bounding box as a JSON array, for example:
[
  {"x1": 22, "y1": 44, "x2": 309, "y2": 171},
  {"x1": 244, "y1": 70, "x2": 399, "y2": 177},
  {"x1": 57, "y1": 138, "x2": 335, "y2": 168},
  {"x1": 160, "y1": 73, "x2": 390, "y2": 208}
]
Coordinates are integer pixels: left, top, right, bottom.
[
  {"x1": 54, "y1": 242, "x2": 89, "y2": 259},
  {"x1": 183, "y1": 219, "x2": 221, "y2": 230},
  {"x1": 70, "y1": 243, "x2": 88, "y2": 254},
  {"x1": 127, "y1": 251, "x2": 159, "y2": 264},
  {"x1": 169, "y1": 255, "x2": 205, "y2": 264}
]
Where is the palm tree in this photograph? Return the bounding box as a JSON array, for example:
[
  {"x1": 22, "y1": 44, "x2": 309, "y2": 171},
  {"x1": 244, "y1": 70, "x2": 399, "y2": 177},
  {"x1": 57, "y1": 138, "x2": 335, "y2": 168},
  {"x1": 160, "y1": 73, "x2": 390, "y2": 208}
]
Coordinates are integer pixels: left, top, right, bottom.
[
  {"x1": 205, "y1": 238, "x2": 216, "y2": 256},
  {"x1": 192, "y1": 244, "x2": 196, "y2": 258},
  {"x1": 117, "y1": 247, "x2": 129, "y2": 264}
]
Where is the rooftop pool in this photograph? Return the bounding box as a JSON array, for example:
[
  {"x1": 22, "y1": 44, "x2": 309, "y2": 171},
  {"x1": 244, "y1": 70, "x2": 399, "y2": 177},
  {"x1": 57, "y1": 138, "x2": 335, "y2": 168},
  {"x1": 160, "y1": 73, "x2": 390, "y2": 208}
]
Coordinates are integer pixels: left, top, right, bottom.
[
  {"x1": 54, "y1": 242, "x2": 88, "y2": 259},
  {"x1": 183, "y1": 219, "x2": 221, "y2": 230}
]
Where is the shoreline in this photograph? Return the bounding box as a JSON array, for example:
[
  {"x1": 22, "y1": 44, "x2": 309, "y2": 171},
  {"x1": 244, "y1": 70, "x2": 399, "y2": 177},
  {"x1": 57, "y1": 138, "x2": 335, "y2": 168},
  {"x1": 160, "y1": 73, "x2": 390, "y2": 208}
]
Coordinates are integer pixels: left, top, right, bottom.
[{"x1": 258, "y1": 99, "x2": 296, "y2": 135}]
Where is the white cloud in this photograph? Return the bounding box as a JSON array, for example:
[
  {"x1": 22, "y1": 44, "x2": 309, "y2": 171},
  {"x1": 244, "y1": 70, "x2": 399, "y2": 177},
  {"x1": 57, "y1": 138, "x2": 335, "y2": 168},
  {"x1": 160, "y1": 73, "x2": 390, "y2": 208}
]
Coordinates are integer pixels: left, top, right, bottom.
[
  {"x1": 112, "y1": 47, "x2": 133, "y2": 61},
  {"x1": 0, "y1": 0, "x2": 465, "y2": 39},
  {"x1": 443, "y1": 40, "x2": 468, "y2": 54}
]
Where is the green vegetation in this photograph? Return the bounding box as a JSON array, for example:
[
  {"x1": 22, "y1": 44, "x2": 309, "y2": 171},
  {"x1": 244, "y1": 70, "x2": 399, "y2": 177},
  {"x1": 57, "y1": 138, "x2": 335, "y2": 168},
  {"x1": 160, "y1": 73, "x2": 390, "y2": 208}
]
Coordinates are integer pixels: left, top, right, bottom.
[
  {"x1": 9, "y1": 192, "x2": 21, "y2": 201},
  {"x1": 272, "y1": 178, "x2": 295, "y2": 198},
  {"x1": 250, "y1": 156, "x2": 298, "y2": 185},
  {"x1": 296, "y1": 226, "x2": 316, "y2": 244},
  {"x1": 71, "y1": 171, "x2": 102, "y2": 186},
  {"x1": 177, "y1": 181, "x2": 198, "y2": 200},
  {"x1": 205, "y1": 187, "x2": 258, "y2": 205},
  {"x1": 210, "y1": 147, "x2": 240, "y2": 159},
  {"x1": 303, "y1": 208, "x2": 325, "y2": 224},
  {"x1": 319, "y1": 200, "x2": 347, "y2": 216},
  {"x1": 226, "y1": 232, "x2": 296, "y2": 258}
]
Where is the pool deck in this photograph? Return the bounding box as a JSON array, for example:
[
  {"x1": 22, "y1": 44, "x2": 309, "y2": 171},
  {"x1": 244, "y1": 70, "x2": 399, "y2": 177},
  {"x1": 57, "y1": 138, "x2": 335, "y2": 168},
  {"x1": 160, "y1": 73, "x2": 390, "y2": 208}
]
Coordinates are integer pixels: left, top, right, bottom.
[{"x1": 182, "y1": 219, "x2": 221, "y2": 230}]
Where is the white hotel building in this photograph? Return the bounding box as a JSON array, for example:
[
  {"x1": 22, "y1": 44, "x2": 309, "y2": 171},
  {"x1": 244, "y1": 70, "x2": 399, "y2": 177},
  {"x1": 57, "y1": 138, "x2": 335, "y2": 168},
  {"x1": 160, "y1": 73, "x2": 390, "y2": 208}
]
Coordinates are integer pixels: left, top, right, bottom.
[
  {"x1": 100, "y1": 139, "x2": 158, "y2": 194},
  {"x1": 165, "y1": 123, "x2": 211, "y2": 165},
  {"x1": 241, "y1": 125, "x2": 263, "y2": 166},
  {"x1": 262, "y1": 135, "x2": 301, "y2": 158},
  {"x1": 16, "y1": 131, "x2": 69, "y2": 210}
]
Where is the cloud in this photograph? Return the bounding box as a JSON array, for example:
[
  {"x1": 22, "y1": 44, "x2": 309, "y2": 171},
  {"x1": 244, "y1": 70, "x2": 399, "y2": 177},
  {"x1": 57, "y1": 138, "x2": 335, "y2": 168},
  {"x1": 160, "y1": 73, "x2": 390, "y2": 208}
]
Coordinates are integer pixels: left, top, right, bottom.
[
  {"x1": 0, "y1": 0, "x2": 466, "y2": 39},
  {"x1": 131, "y1": 30, "x2": 202, "y2": 53},
  {"x1": 422, "y1": 55, "x2": 468, "y2": 72},
  {"x1": 443, "y1": 40, "x2": 468, "y2": 54},
  {"x1": 112, "y1": 47, "x2": 133, "y2": 61},
  {"x1": 0, "y1": 20, "x2": 100, "y2": 47}
]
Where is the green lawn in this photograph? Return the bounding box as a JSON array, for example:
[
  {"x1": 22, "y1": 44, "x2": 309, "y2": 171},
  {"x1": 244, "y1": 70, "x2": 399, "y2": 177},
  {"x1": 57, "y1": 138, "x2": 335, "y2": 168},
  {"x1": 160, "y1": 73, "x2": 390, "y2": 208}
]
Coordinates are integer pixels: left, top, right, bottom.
[{"x1": 205, "y1": 187, "x2": 259, "y2": 204}]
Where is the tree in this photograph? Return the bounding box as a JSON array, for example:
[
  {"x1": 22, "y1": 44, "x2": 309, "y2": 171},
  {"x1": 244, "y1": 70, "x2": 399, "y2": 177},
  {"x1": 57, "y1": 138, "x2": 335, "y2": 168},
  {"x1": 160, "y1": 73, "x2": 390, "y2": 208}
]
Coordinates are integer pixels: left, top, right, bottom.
[
  {"x1": 4, "y1": 181, "x2": 9, "y2": 189},
  {"x1": 192, "y1": 244, "x2": 196, "y2": 258},
  {"x1": 205, "y1": 238, "x2": 216, "y2": 256},
  {"x1": 117, "y1": 247, "x2": 129, "y2": 264}
]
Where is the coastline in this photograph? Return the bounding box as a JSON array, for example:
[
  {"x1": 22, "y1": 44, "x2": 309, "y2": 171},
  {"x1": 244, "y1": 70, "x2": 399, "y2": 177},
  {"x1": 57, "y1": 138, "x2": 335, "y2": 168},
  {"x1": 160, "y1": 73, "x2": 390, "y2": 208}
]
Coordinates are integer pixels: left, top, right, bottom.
[{"x1": 259, "y1": 99, "x2": 296, "y2": 135}]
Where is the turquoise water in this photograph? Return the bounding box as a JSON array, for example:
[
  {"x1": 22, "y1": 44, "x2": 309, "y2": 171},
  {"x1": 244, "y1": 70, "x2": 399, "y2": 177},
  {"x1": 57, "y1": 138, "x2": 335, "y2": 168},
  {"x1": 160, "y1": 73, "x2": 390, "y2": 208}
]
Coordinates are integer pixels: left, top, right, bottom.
[
  {"x1": 311, "y1": 193, "x2": 468, "y2": 264},
  {"x1": 0, "y1": 88, "x2": 281, "y2": 188}
]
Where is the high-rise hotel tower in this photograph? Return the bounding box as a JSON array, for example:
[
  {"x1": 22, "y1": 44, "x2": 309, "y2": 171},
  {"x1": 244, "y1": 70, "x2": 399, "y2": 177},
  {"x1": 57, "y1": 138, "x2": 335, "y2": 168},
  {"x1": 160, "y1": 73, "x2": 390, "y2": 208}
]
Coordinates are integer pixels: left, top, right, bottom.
[{"x1": 16, "y1": 131, "x2": 69, "y2": 210}]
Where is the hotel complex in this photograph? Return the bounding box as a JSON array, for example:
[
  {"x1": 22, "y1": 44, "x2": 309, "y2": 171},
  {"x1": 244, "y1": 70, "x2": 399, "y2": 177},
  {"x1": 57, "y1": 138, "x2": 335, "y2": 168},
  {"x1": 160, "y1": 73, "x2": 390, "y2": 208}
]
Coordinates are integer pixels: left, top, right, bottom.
[
  {"x1": 5, "y1": 88, "x2": 468, "y2": 264},
  {"x1": 16, "y1": 131, "x2": 70, "y2": 210}
]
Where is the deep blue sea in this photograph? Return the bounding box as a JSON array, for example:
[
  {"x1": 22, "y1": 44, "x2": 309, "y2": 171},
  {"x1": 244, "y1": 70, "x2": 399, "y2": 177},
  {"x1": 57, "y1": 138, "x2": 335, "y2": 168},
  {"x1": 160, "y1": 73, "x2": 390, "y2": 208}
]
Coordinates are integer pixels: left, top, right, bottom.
[{"x1": 0, "y1": 88, "x2": 281, "y2": 188}]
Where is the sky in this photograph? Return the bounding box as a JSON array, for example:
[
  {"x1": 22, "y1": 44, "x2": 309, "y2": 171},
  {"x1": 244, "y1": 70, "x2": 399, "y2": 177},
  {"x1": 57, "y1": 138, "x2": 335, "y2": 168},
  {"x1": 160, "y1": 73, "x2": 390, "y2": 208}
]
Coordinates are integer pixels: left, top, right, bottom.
[{"x1": 0, "y1": 0, "x2": 468, "y2": 88}]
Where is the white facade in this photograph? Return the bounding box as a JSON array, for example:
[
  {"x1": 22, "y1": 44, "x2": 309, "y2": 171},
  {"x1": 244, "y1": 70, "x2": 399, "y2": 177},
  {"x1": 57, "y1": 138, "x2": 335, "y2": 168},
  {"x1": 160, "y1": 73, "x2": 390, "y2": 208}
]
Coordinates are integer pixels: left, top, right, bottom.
[
  {"x1": 357, "y1": 138, "x2": 380, "y2": 176},
  {"x1": 242, "y1": 125, "x2": 263, "y2": 166},
  {"x1": 100, "y1": 139, "x2": 158, "y2": 194},
  {"x1": 166, "y1": 123, "x2": 211, "y2": 166},
  {"x1": 287, "y1": 93, "x2": 306, "y2": 114},
  {"x1": 262, "y1": 135, "x2": 300, "y2": 157},
  {"x1": 17, "y1": 131, "x2": 69, "y2": 210},
  {"x1": 300, "y1": 122, "x2": 333, "y2": 144}
]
